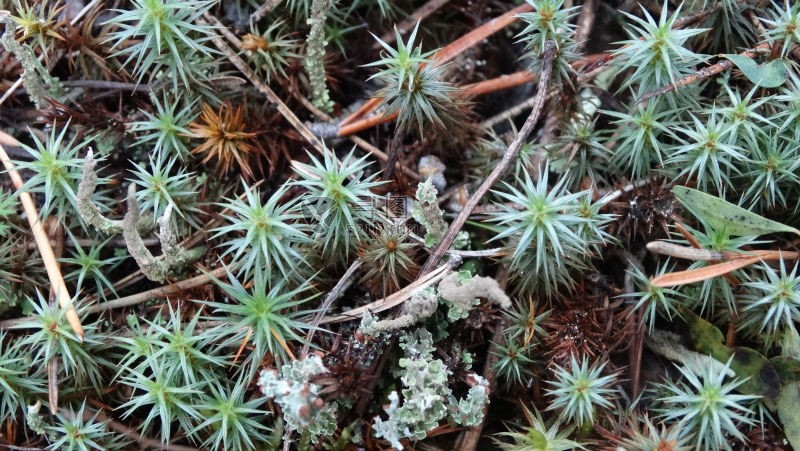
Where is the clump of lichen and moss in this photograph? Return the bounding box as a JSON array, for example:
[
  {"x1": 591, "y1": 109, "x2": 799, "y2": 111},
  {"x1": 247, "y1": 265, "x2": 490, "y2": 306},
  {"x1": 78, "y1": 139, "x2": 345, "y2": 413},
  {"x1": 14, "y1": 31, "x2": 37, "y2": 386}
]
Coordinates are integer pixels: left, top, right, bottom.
[{"x1": 2, "y1": 0, "x2": 800, "y2": 449}]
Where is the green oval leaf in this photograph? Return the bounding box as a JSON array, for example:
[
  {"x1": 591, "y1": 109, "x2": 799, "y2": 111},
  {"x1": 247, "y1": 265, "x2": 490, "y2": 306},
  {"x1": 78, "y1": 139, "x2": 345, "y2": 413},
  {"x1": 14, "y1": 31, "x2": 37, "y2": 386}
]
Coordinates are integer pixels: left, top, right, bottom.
[
  {"x1": 681, "y1": 308, "x2": 781, "y2": 408},
  {"x1": 724, "y1": 54, "x2": 788, "y2": 88},
  {"x1": 672, "y1": 186, "x2": 800, "y2": 237},
  {"x1": 779, "y1": 382, "x2": 800, "y2": 449},
  {"x1": 771, "y1": 356, "x2": 800, "y2": 383}
]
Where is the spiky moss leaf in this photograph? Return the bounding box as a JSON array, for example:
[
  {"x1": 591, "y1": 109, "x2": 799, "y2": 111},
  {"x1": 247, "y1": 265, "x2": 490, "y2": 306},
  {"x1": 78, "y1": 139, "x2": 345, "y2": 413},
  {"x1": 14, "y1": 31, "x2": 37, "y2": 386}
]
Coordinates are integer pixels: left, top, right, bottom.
[
  {"x1": 761, "y1": 1, "x2": 800, "y2": 58},
  {"x1": 366, "y1": 21, "x2": 465, "y2": 136},
  {"x1": 778, "y1": 381, "x2": 800, "y2": 449},
  {"x1": 545, "y1": 355, "x2": 618, "y2": 428},
  {"x1": 681, "y1": 308, "x2": 781, "y2": 407},
  {"x1": 207, "y1": 268, "x2": 320, "y2": 376},
  {"x1": 13, "y1": 121, "x2": 88, "y2": 221},
  {"x1": 494, "y1": 405, "x2": 584, "y2": 450},
  {"x1": 657, "y1": 357, "x2": 758, "y2": 450},
  {"x1": 212, "y1": 181, "x2": 311, "y2": 281},
  {"x1": 612, "y1": 2, "x2": 709, "y2": 103},
  {"x1": 103, "y1": 0, "x2": 219, "y2": 90},
  {"x1": 291, "y1": 147, "x2": 384, "y2": 264}
]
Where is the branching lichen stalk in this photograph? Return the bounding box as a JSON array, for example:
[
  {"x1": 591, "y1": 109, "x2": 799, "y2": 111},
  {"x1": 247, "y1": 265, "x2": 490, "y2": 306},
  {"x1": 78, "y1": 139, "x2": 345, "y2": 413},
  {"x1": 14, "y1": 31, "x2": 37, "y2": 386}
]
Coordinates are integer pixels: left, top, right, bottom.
[
  {"x1": 77, "y1": 151, "x2": 123, "y2": 234},
  {"x1": 305, "y1": 0, "x2": 334, "y2": 112},
  {"x1": 0, "y1": 13, "x2": 62, "y2": 109},
  {"x1": 77, "y1": 151, "x2": 200, "y2": 282}
]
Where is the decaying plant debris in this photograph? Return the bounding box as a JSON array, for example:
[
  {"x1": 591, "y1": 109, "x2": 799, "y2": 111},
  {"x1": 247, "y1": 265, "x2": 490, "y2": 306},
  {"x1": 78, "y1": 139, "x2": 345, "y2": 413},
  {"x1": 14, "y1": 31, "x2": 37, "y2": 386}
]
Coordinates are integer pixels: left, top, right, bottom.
[{"x1": 1, "y1": 0, "x2": 800, "y2": 449}]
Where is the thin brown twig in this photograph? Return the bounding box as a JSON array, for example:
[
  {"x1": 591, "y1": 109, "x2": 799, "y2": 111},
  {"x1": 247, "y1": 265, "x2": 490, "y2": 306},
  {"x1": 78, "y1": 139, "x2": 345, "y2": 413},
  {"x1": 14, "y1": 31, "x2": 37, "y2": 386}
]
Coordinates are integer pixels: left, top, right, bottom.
[
  {"x1": 0, "y1": 132, "x2": 83, "y2": 340},
  {"x1": 47, "y1": 357, "x2": 58, "y2": 415},
  {"x1": 249, "y1": 0, "x2": 282, "y2": 24},
  {"x1": 45, "y1": 217, "x2": 64, "y2": 415},
  {"x1": 301, "y1": 259, "x2": 362, "y2": 356},
  {"x1": 57, "y1": 80, "x2": 149, "y2": 91},
  {"x1": 418, "y1": 40, "x2": 557, "y2": 276},
  {"x1": 621, "y1": 249, "x2": 646, "y2": 401},
  {"x1": 319, "y1": 263, "x2": 450, "y2": 325},
  {"x1": 25, "y1": 237, "x2": 161, "y2": 249},
  {"x1": 480, "y1": 94, "x2": 541, "y2": 129},
  {"x1": 87, "y1": 265, "x2": 231, "y2": 313},
  {"x1": 745, "y1": 9, "x2": 769, "y2": 39},
  {"x1": 0, "y1": 266, "x2": 232, "y2": 330},
  {"x1": 351, "y1": 135, "x2": 420, "y2": 180},
  {"x1": 382, "y1": 130, "x2": 404, "y2": 181},
  {"x1": 0, "y1": 444, "x2": 46, "y2": 451},
  {"x1": 574, "y1": 0, "x2": 598, "y2": 51},
  {"x1": 635, "y1": 42, "x2": 777, "y2": 105},
  {"x1": 84, "y1": 408, "x2": 200, "y2": 451},
  {"x1": 596, "y1": 177, "x2": 655, "y2": 204}
]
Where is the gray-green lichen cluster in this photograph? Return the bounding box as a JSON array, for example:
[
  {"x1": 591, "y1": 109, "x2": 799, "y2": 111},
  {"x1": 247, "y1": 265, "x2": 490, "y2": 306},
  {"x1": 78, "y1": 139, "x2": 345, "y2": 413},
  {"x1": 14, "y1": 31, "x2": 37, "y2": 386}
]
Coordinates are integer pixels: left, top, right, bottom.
[
  {"x1": 258, "y1": 355, "x2": 338, "y2": 443},
  {"x1": 372, "y1": 328, "x2": 489, "y2": 450},
  {"x1": 0, "y1": 13, "x2": 62, "y2": 109},
  {"x1": 304, "y1": 0, "x2": 334, "y2": 112},
  {"x1": 440, "y1": 270, "x2": 511, "y2": 321},
  {"x1": 360, "y1": 270, "x2": 511, "y2": 335},
  {"x1": 411, "y1": 180, "x2": 447, "y2": 247}
]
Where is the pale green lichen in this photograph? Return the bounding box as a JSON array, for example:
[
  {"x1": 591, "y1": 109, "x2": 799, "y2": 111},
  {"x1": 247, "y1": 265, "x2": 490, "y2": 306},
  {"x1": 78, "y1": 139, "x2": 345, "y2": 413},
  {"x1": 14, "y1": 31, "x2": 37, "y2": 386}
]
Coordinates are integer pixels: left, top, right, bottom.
[
  {"x1": 0, "y1": 13, "x2": 62, "y2": 109},
  {"x1": 121, "y1": 185, "x2": 203, "y2": 282},
  {"x1": 411, "y1": 180, "x2": 447, "y2": 247},
  {"x1": 359, "y1": 286, "x2": 438, "y2": 336},
  {"x1": 258, "y1": 355, "x2": 338, "y2": 443},
  {"x1": 77, "y1": 151, "x2": 148, "y2": 235},
  {"x1": 26, "y1": 401, "x2": 48, "y2": 436},
  {"x1": 450, "y1": 373, "x2": 490, "y2": 426},
  {"x1": 305, "y1": 0, "x2": 334, "y2": 112},
  {"x1": 360, "y1": 271, "x2": 511, "y2": 334},
  {"x1": 453, "y1": 230, "x2": 470, "y2": 249},
  {"x1": 372, "y1": 328, "x2": 490, "y2": 449},
  {"x1": 440, "y1": 270, "x2": 511, "y2": 321}
]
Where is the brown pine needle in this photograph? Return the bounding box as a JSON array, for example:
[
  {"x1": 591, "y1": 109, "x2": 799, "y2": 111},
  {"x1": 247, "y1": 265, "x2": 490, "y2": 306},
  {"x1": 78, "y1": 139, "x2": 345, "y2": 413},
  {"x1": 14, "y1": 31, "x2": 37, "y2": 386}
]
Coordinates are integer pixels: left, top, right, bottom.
[
  {"x1": 674, "y1": 222, "x2": 703, "y2": 249},
  {"x1": 648, "y1": 241, "x2": 800, "y2": 287},
  {"x1": 271, "y1": 327, "x2": 296, "y2": 361},
  {"x1": 651, "y1": 256, "x2": 767, "y2": 287},
  {"x1": 338, "y1": 2, "x2": 533, "y2": 130},
  {"x1": 233, "y1": 326, "x2": 254, "y2": 365}
]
